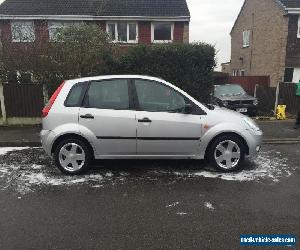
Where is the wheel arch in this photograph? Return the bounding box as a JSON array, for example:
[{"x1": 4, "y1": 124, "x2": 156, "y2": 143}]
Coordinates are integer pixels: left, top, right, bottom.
[
  {"x1": 51, "y1": 133, "x2": 95, "y2": 159},
  {"x1": 204, "y1": 132, "x2": 249, "y2": 160}
]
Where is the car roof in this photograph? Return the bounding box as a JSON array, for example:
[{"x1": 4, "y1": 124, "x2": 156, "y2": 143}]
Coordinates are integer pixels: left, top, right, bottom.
[{"x1": 66, "y1": 75, "x2": 164, "y2": 84}]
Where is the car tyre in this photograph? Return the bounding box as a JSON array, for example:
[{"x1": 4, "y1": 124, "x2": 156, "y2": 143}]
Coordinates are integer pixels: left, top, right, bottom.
[
  {"x1": 208, "y1": 135, "x2": 246, "y2": 172},
  {"x1": 54, "y1": 138, "x2": 91, "y2": 175}
]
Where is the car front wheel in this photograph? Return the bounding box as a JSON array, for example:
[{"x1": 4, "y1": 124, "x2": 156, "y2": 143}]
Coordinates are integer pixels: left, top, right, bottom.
[
  {"x1": 54, "y1": 139, "x2": 91, "y2": 175},
  {"x1": 208, "y1": 135, "x2": 246, "y2": 172}
]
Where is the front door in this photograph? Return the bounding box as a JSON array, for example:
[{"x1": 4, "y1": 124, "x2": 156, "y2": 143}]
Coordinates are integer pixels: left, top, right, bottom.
[
  {"x1": 134, "y1": 79, "x2": 202, "y2": 156},
  {"x1": 79, "y1": 79, "x2": 137, "y2": 157}
]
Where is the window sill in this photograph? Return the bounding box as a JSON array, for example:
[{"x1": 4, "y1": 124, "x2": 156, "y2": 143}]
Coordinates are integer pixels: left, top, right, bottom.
[
  {"x1": 12, "y1": 40, "x2": 35, "y2": 43},
  {"x1": 111, "y1": 40, "x2": 138, "y2": 44},
  {"x1": 152, "y1": 40, "x2": 173, "y2": 44}
]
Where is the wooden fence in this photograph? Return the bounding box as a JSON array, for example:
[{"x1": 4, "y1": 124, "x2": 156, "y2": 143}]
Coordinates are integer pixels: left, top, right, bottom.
[
  {"x1": 228, "y1": 76, "x2": 270, "y2": 95},
  {"x1": 255, "y1": 82, "x2": 299, "y2": 116},
  {"x1": 3, "y1": 84, "x2": 44, "y2": 118},
  {"x1": 278, "y1": 82, "x2": 300, "y2": 115},
  {"x1": 255, "y1": 85, "x2": 277, "y2": 116}
]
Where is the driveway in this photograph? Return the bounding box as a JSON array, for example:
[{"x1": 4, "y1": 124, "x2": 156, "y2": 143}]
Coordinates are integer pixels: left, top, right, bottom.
[{"x1": 0, "y1": 144, "x2": 299, "y2": 249}]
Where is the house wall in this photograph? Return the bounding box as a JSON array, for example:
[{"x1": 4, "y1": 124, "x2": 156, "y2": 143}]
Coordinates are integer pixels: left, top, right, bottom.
[
  {"x1": 0, "y1": 20, "x2": 188, "y2": 47},
  {"x1": 230, "y1": 0, "x2": 289, "y2": 87},
  {"x1": 138, "y1": 21, "x2": 151, "y2": 44},
  {"x1": 286, "y1": 15, "x2": 300, "y2": 68}
]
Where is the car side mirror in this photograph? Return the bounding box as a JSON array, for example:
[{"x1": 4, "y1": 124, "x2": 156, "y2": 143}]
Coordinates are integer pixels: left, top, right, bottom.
[{"x1": 185, "y1": 103, "x2": 193, "y2": 114}]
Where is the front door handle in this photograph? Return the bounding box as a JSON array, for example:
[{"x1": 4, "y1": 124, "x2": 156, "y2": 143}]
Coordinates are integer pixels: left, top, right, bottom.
[
  {"x1": 80, "y1": 114, "x2": 94, "y2": 119},
  {"x1": 138, "y1": 117, "x2": 152, "y2": 123}
]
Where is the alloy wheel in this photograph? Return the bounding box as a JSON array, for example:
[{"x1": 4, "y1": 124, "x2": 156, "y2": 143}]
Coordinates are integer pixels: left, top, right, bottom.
[
  {"x1": 58, "y1": 143, "x2": 86, "y2": 172},
  {"x1": 214, "y1": 140, "x2": 241, "y2": 170}
]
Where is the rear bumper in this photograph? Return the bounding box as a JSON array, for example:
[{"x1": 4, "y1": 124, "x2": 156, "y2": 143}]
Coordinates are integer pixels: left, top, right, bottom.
[{"x1": 40, "y1": 129, "x2": 56, "y2": 157}]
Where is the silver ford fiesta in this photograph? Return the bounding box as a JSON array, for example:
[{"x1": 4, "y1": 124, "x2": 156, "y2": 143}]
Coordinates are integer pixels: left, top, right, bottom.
[{"x1": 41, "y1": 75, "x2": 263, "y2": 175}]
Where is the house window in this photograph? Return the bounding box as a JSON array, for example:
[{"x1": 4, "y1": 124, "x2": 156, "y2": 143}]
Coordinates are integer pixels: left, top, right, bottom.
[
  {"x1": 11, "y1": 21, "x2": 35, "y2": 42},
  {"x1": 240, "y1": 69, "x2": 245, "y2": 76},
  {"x1": 106, "y1": 22, "x2": 137, "y2": 43},
  {"x1": 48, "y1": 21, "x2": 81, "y2": 41},
  {"x1": 242, "y1": 30, "x2": 250, "y2": 47},
  {"x1": 151, "y1": 22, "x2": 174, "y2": 43}
]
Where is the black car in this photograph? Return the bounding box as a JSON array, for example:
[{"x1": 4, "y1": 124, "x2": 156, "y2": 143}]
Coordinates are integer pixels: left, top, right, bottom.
[{"x1": 213, "y1": 84, "x2": 258, "y2": 117}]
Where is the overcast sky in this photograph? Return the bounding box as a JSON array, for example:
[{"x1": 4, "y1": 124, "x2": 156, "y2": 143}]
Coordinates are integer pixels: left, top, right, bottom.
[
  {"x1": 187, "y1": 0, "x2": 244, "y2": 69},
  {"x1": 0, "y1": 0, "x2": 244, "y2": 69}
]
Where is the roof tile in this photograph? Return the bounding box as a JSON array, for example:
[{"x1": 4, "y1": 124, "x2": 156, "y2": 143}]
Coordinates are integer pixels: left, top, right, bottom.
[{"x1": 0, "y1": 0, "x2": 190, "y2": 17}]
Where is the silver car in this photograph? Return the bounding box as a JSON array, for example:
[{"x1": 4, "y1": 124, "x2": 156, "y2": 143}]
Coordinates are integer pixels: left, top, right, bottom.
[{"x1": 41, "y1": 75, "x2": 263, "y2": 175}]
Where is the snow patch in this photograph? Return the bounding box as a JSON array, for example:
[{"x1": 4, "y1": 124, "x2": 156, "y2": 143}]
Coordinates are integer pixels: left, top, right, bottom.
[
  {"x1": 0, "y1": 147, "x2": 29, "y2": 156},
  {"x1": 166, "y1": 202, "x2": 179, "y2": 208},
  {"x1": 172, "y1": 151, "x2": 293, "y2": 183},
  {"x1": 0, "y1": 147, "x2": 297, "y2": 195},
  {"x1": 204, "y1": 202, "x2": 215, "y2": 211},
  {"x1": 176, "y1": 212, "x2": 188, "y2": 216}
]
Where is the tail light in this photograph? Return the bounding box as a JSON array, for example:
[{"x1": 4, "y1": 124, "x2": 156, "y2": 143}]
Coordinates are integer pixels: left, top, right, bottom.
[{"x1": 42, "y1": 81, "x2": 65, "y2": 118}]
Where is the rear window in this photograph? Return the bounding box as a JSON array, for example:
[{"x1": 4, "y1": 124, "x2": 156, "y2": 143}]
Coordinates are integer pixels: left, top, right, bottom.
[
  {"x1": 65, "y1": 82, "x2": 86, "y2": 107},
  {"x1": 83, "y1": 79, "x2": 129, "y2": 110}
]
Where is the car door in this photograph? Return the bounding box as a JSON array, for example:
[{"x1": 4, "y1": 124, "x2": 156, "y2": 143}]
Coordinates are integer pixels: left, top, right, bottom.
[
  {"x1": 134, "y1": 79, "x2": 203, "y2": 156},
  {"x1": 79, "y1": 79, "x2": 137, "y2": 157}
]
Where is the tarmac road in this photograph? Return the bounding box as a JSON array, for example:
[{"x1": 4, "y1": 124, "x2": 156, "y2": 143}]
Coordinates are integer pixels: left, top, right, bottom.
[{"x1": 0, "y1": 144, "x2": 299, "y2": 249}]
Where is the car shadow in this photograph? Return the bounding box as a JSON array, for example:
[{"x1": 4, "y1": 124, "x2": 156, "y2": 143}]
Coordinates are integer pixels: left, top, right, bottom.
[{"x1": 89, "y1": 158, "x2": 257, "y2": 175}]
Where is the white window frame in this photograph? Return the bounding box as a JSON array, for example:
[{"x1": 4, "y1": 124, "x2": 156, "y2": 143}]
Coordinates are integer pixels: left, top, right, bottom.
[
  {"x1": 48, "y1": 21, "x2": 81, "y2": 41},
  {"x1": 11, "y1": 21, "x2": 35, "y2": 43},
  {"x1": 242, "y1": 30, "x2": 250, "y2": 48},
  {"x1": 297, "y1": 16, "x2": 300, "y2": 38},
  {"x1": 151, "y1": 22, "x2": 174, "y2": 43},
  {"x1": 106, "y1": 22, "x2": 138, "y2": 44}
]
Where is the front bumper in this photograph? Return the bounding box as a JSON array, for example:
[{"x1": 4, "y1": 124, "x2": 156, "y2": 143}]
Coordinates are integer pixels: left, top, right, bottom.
[{"x1": 244, "y1": 129, "x2": 263, "y2": 157}]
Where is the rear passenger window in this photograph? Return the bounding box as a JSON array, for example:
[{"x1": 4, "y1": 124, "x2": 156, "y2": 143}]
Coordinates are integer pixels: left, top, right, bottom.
[
  {"x1": 84, "y1": 79, "x2": 129, "y2": 110},
  {"x1": 65, "y1": 82, "x2": 85, "y2": 107}
]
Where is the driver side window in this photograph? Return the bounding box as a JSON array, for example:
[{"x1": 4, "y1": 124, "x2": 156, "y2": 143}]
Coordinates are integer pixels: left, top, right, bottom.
[{"x1": 135, "y1": 79, "x2": 186, "y2": 113}]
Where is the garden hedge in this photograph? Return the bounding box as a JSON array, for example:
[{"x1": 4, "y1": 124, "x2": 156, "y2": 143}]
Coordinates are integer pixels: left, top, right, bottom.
[{"x1": 113, "y1": 43, "x2": 216, "y2": 103}]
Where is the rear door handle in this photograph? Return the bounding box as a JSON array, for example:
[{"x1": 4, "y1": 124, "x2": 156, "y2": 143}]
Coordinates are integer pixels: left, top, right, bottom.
[
  {"x1": 138, "y1": 117, "x2": 152, "y2": 123},
  {"x1": 80, "y1": 114, "x2": 94, "y2": 119}
]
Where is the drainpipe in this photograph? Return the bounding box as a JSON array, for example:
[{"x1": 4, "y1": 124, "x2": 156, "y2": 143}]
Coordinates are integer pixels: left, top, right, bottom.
[
  {"x1": 0, "y1": 83, "x2": 7, "y2": 125},
  {"x1": 274, "y1": 82, "x2": 280, "y2": 116}
]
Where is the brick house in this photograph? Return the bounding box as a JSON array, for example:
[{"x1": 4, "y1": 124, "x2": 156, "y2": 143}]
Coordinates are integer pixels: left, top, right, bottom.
[
  {"x1": 0, "y1": 0, "x2": 190, "y2": 46},
  {"x1": 230, "y1": 0, "x2": 300, "y2": 87}
]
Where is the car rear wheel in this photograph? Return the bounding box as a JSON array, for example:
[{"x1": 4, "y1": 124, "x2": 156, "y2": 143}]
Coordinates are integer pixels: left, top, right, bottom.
[
  {"x1": 208, "y1": 135, "x2": 246, "y2": 172},
  {"x1": 54, "y1": 139, "x2": 91, "y2": 175}
]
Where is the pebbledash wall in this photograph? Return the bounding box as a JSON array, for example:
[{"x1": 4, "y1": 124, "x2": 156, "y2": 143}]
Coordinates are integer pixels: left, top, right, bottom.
[
  {"x1": 0, "y1": 20, "x2": 189, "y2": 45},
  {"x1": 230, "y1": 0, "x2": 289, "y2": 87}
]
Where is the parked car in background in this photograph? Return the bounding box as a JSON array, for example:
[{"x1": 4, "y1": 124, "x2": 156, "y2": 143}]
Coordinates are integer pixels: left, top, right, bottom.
[
  {"x1": 213, "y1": 84, "x2": 258, "y2": 117},
  {"x1": 41, "y1": 75, "x2": 262, "y2": 175}
]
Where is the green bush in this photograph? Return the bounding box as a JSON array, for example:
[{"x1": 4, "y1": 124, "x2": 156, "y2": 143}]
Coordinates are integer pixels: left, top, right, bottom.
[{"x1": 113, "y1": 43, "x2": 216, "y2": 103}]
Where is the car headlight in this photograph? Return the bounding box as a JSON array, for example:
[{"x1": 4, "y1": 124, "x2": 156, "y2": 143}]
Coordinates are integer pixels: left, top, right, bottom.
[
  {"x1": 253, "y1": 99, "x2": 258, "y2": 106},
  {"x1": 243, "y1": 117, "x2": 260, "y2": 131}
]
